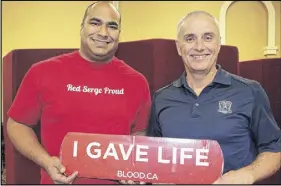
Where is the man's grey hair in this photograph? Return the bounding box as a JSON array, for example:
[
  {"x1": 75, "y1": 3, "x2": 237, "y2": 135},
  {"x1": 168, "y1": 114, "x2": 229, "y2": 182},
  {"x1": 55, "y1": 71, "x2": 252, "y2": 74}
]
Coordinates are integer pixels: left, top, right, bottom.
[{"x1": 176, "y1": 11, "x2": 220, "y2": 39}]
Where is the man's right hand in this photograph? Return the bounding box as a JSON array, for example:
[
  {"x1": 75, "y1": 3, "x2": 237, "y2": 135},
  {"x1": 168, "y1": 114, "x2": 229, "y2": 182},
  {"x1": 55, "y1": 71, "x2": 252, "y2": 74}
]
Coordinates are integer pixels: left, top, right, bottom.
[{"x1": 45, "y1": 156, "x2": 78, "y2": 184}]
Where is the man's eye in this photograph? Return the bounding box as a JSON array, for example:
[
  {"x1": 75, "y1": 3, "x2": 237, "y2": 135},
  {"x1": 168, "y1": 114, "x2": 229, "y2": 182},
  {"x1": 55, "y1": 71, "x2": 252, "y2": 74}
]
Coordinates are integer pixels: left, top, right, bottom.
[
  {"x1": 109, "y1": 25, "x2": 118, "y2": 30},
  {"x1": 185, "y1": 36, "x2": 194, "y2": 43},
  {"x1": 204, "y1": 35, "x2": 213, "y2": 42},
  {"x1": 90, "y1": 22, "x2": 99, "y2": 26}
]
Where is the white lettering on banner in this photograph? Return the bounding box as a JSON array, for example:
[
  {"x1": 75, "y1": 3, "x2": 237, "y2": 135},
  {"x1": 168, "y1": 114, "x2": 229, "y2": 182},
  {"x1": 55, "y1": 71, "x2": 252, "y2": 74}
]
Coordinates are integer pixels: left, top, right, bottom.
[
  {"x1": 196, "y1": 149, "x2": 209, "y2": 166},
  {"x1": 180, "y1": 148, "x2": 193, "y2": 164},
  {"x1": 119, "y1": 144, "x2": 134, "y2": 160},
  {"x1": 136, "y1": 145, "x2": 149, "y2": 162},
  {"x1": 103, "y1": 143, "x2": 119, "y2": 160},
  {"x1": 73, "y1": 141, "x2": 78, "y2": 157},
  {"x1": 117, "y1": 170, "x2": 158, "y2": 180},
  {"x1": 66, "y1": 84, "x2": 124, "y2": 95},
  {"x1": 158, "y1": 147, "x2": 170, "y2": 164},
  {"x1": 73, "y1": 142, "x2": 210, "y2": 166},
  {"x1": 86, "y1": 142, "x2": 101, "y2": 158},
  {"x1": 172, "y1": 146, "x2": 177, "y2": 164}
]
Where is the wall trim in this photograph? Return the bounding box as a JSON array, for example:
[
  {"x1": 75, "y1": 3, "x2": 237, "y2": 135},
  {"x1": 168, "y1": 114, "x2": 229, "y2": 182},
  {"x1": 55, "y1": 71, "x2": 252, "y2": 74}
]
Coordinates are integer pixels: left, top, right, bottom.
[{"x1": 219, "y1": 1, "x2": 278, "y2": 56}]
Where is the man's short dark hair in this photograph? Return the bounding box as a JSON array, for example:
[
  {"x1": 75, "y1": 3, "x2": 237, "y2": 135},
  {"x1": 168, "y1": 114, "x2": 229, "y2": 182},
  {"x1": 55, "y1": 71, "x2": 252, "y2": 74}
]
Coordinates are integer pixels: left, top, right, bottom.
[{"x1": 80, "y1": 1, "x2": 121, "y2": 27}]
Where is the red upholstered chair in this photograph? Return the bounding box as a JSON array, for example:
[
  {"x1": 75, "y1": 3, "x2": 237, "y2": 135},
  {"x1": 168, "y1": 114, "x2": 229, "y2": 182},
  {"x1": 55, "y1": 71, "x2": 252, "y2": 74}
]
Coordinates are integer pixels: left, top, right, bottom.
[
  {"x1": 239, "y1": 58, "x2": 281, "y2": 128},
  {"x1": 3, "y1": 39, "x2": 239, "y2": 184},
  {"x1": 3, "y1": 49, "x2": 77, "y2": 184},
  {"x1": 239, "y1": 58, "x2": 281, "y2": 184}
]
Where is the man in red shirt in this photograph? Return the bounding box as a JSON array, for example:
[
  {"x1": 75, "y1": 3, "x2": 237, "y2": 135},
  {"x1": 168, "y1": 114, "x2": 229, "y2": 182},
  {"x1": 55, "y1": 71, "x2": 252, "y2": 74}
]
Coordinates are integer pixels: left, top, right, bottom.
[{"x1": 6, "y1": 1, "x2": 151, "y2": 184}]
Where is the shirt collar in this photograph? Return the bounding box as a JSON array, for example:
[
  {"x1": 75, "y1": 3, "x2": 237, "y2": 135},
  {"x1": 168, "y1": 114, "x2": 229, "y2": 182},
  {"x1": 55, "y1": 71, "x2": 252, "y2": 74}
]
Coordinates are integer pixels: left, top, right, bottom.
[{"x1": 173, "y1": 64, "x2": 232, "y2": 88}]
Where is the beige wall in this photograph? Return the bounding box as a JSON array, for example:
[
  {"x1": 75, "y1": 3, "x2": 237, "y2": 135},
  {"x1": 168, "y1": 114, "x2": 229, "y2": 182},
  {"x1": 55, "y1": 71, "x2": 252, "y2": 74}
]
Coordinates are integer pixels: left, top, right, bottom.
[
  {"x1": 119, "y1": 1, "x2": 222, "y2": 41},
  {"x1": 2, "y1": 1, "x2": 92, "y2": 57},
  {"x1": 119, "y1": 1, "x2": 280, "y2": 61},
  {"x1": 2, "y1": 1, "x2": 281, "y2": 61},
  {"x1": 226, "y1": 1, "x2": 280, "y2": 61},
  {"x1": 2, "y1": 1, "x2": 281, "y2": 120}
]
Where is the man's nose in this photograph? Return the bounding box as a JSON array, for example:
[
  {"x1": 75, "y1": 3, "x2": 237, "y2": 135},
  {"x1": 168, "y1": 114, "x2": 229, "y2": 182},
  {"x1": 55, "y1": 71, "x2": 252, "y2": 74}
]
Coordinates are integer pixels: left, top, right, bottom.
[
  {"x1": 194, "y1": 39, "x2": 205, "y2": 51},
  {"x1": 98, "y1": 25, "x2": 109, "y2": 37}
]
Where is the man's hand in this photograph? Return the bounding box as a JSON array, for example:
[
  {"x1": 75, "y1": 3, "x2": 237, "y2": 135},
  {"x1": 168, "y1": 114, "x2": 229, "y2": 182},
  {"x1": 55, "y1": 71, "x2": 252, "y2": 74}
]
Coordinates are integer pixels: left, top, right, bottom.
[
  {"x1": 45, "y1": 156, "x2": 78, "y2": 184},
  {"x1": 119, "y1": 180, "x2": 146, "y2": 184},
  {"x1": 213, "y1": 169, "x2": 255, "y2": 184}
]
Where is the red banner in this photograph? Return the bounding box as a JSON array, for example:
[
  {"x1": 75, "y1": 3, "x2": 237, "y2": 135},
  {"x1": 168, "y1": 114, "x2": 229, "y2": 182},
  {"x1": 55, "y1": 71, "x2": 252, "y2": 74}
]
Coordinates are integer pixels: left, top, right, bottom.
[{"x1": 60, "y1": 132, "x2": 224, "y2": 184}]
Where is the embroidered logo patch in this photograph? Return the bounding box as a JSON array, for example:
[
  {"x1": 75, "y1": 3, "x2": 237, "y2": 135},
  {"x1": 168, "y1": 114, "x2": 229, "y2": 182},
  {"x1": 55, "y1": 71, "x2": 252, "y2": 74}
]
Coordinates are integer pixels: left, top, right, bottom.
[{"x1": 218, "y1": 100, "x2": 232, "y2": 114}]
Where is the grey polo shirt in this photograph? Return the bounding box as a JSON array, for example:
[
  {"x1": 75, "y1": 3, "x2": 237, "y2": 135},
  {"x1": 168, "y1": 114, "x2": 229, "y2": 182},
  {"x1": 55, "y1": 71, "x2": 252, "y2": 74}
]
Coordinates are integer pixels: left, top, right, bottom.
[{"x1": 147, "y1": 65, "x2": 281, "y2": 173}]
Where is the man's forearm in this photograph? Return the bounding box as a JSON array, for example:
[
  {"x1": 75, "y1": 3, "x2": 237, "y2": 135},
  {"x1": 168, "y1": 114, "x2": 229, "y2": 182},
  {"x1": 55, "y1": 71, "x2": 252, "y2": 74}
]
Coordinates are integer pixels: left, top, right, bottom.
[
  {"x1": 241, "y1": 152, "x2": 281, "y2": 183},
  {"x1": 7, "y1": 118, "x2": 52, "y2": 170}
]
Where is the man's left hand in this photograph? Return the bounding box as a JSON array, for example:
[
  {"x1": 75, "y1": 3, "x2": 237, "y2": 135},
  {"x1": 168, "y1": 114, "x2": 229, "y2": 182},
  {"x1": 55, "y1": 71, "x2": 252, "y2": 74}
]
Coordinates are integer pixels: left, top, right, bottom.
[{"x1": 213, "y1": 169, "x2": 255, "y2": 184}]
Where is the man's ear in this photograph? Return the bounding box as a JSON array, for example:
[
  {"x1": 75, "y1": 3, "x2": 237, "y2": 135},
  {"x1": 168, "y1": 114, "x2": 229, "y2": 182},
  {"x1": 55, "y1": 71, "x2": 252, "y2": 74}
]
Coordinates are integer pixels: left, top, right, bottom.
[
  {"x1": 218, "y1": 37, "x2": 222, "y2": 52},
  {"x1": 175, "y1": 40, "x2": 182, "y2": 56},
  {"x1": 218, "y1": 44, "x2": 221, "y2": 53},
  {"x1": 80, "y1": 25, "x2": 83, "y2": 36}
]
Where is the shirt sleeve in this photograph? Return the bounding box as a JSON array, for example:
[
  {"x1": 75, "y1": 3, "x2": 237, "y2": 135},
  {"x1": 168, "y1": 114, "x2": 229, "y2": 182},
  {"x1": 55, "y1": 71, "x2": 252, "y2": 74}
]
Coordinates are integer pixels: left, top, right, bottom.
[
  {"x1": 8, "y1": 64, "x2": 42, "y2": 126},
  {"x1": 250, "y1": 82, "x2": 281, "y2": 154},
  {"x1": 130, "y1": 77, "x2": 151, "y2": 134},
  {"x1": 146, "y1": 93, "x2": 162, "y2": 137}
]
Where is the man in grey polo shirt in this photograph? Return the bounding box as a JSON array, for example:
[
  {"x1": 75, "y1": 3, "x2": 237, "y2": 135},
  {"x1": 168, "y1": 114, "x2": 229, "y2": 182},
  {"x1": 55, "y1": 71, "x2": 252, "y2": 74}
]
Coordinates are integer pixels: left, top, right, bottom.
[{"x1": 147, "y1": 11, "x2": 281, "y2": 184}]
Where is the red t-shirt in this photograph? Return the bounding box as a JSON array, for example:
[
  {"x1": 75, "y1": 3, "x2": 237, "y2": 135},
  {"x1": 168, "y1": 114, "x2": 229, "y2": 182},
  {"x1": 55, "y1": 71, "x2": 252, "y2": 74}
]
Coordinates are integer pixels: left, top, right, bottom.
[{"x1": 8, "y1": 51, "x2": 151, "y2": 184}]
